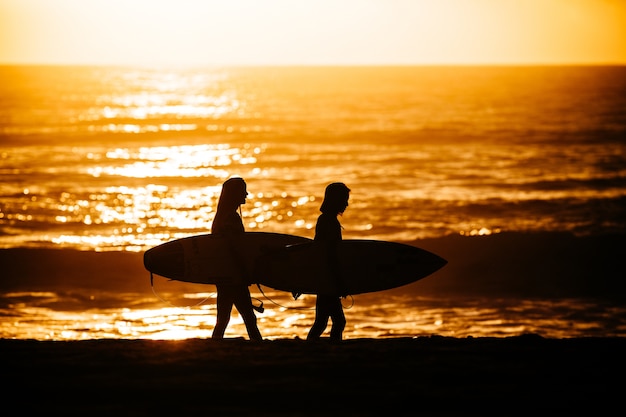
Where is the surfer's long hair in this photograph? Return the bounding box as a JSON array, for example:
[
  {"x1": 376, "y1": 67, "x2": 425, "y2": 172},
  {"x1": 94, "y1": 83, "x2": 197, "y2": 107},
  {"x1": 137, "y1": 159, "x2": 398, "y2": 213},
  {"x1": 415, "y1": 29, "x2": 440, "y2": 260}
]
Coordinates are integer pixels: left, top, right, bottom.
[
  {"x1": 216, "y1": 177, "x2": 247, "y2": 213},
  {"x1": 212, "y1": 177, "x2": 247, "y2": 235},
  {"x1": 320, "y1": 182, "x2": 350, "y2": 215}
]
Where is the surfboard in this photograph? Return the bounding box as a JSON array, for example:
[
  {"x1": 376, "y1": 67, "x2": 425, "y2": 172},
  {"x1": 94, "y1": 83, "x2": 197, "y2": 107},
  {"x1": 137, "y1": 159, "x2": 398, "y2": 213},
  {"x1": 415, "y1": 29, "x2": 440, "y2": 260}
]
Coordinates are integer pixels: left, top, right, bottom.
[
  {"x1": 254, "y1": 240, "x2": 447, "y2": 296},
  {"x1": 143, "y1": 232, "x2": 312, "y2": 285}
]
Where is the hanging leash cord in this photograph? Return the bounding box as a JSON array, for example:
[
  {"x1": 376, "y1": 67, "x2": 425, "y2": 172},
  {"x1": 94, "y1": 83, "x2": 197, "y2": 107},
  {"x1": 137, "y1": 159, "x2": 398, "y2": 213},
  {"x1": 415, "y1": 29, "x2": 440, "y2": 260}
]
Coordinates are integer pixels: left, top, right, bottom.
[
  {"x1": 150, "y1": 272, "x2": 214, "y2": 308},
  {"x1": 150, "y1": 271, "x2": 265, "y2": 311},
  {"x1": 149, "y1": 272, "x2": 352, "y2": 311},
  {"x1": 255, "y1": 283, "x2": 354, "y2": 310},
  {"x1": 341, "y1": 294, "x2": 355, "y2": 309},
  {"x1": 254, "y1": 283, "x2": 312, "y2": 310}
]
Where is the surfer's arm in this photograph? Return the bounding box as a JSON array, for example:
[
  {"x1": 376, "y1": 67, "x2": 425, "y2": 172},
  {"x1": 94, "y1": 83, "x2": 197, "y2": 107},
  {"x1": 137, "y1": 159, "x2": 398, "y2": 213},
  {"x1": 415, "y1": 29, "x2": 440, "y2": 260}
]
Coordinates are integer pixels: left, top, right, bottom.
[
  {"x1": 326, "y1": 242, "x2": 346, "y2": 297},
  {"x1": 224, "y1": 234, "x2": 252, "y2": 285}
]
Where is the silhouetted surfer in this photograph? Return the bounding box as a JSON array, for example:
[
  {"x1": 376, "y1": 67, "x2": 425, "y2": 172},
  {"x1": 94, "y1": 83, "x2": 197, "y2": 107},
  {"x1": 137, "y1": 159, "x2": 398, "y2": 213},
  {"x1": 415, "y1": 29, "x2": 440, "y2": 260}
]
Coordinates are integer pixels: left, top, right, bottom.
[
  {"x1": 306, "y1": 182, "x2": 350, "y2": 341},
  {"x1": 211, "y1": 177, "x2": 263, "y2": 341}
]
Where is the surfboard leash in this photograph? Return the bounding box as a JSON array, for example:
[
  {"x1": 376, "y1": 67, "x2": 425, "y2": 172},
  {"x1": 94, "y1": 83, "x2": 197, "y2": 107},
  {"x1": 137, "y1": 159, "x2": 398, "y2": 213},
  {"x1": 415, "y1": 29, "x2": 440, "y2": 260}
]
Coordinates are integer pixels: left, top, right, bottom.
[
  {"x1": 341, "y1": 294, "x2": 355, "y2": 309},
  {"x1": 149, "y1": 271, "x2": 215, "y2": 308},
  {"x1": 254, "y1": 284, "x2": 355, "y2": 310},
  {"x1": 254, "y1": 283, "x2": 317, "y2": 311},
  {"x1": 251, "y1": 293, "x2": 264, "y2": 313}
]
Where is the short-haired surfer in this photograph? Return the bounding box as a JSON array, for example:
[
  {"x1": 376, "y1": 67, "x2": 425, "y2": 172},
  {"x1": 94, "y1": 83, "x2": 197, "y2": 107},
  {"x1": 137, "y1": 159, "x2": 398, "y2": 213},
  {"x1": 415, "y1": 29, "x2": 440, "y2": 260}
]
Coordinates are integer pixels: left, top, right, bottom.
[
  {"x1": 306, "y1": 182, "x2": 351, "y2": 341},
  {"x1": 211, "y1": 177, "x2": 263, "y2": 341}
]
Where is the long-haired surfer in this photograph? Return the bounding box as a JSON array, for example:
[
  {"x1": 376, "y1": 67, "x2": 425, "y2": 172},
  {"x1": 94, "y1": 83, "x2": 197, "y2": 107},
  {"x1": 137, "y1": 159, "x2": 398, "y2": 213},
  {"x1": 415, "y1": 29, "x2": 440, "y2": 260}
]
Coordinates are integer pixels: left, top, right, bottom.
[
  {"x1": 211, "y1": 177, "x2": 263, "y2": 341},
  {"x1": 306, "y1": 182, "x2": 351, "y2": 341}
]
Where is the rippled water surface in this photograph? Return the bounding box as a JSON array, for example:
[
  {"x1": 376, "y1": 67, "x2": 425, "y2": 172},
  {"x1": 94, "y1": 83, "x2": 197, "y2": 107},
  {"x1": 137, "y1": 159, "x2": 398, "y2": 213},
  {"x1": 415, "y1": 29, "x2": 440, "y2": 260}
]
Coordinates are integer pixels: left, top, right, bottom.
[{"x1": 2, "y1": 290, "x2": 625, "y2": 341}]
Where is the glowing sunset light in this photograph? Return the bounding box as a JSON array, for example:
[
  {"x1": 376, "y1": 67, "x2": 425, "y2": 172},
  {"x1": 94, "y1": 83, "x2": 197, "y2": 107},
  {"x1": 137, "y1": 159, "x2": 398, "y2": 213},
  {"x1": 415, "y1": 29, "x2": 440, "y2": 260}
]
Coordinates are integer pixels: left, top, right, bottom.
[
  {"x1": 40, "y1": 137, "x2": 328, "y2": 250},
  {"x1": 1, "y1": 0, "x2": 624, "y2": 66},
  {"x1": 86, "y1": 144, "x2": 259, "y2": 178}
]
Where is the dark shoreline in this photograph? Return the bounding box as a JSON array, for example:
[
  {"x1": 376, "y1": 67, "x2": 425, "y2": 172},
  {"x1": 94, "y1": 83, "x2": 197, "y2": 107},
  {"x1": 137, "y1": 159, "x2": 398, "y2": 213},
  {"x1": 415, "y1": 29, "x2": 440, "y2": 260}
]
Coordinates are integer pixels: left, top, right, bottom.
[
  {"x1": 3, "y1": 336, "x2": 625, "y2": 415},
  {"x1": 3, "y1": 232, "x2": 626, "y2": 414}
]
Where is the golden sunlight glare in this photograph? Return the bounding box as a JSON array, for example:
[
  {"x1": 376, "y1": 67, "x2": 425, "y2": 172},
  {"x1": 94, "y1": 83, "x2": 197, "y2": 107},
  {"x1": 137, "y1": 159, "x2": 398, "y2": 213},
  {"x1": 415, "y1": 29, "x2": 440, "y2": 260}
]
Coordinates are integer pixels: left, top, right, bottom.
[{"x1": 0, "y1": 0, "x2": 624, "y2": 65}]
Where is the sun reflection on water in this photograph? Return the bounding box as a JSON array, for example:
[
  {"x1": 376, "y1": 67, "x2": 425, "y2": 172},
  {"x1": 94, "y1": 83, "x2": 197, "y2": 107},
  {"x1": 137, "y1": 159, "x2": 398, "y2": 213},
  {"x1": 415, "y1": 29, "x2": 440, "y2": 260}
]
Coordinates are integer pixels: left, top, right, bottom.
[
  {"x1": 28, "y1": 141, "x2": 325, "y2": 250},
  {"x1": 2, "y1": 291, "x2": 624, "y2": 341},
  {"x1": 88, "y1": 144, "x2": 261, "y2": 178}
]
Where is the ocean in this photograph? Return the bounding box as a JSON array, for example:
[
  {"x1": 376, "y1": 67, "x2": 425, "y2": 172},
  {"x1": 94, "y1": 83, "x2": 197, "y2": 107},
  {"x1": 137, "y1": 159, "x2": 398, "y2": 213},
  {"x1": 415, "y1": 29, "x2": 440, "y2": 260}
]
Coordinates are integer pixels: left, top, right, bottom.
[{"x1": 1, "y1": 65, "x2": 626, "y2": 340}]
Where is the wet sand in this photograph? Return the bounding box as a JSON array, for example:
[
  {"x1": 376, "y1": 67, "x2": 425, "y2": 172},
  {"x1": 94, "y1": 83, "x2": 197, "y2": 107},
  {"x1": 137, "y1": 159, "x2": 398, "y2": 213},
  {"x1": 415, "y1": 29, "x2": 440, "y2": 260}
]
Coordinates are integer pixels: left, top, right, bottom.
[{"x1": 2, "y1": 336, "x2": 624, "y2": 416}]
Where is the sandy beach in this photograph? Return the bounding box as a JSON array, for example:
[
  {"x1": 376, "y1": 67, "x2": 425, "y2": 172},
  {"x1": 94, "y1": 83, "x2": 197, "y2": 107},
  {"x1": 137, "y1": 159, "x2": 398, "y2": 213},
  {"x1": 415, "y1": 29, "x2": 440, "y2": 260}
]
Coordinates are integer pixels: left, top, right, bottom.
[
  {"x1": 3, "y1": 336, "x2": 625, "y2": 416},
  {"x1": 2, "y1": 232, "x2": 626, "y2": 414}
]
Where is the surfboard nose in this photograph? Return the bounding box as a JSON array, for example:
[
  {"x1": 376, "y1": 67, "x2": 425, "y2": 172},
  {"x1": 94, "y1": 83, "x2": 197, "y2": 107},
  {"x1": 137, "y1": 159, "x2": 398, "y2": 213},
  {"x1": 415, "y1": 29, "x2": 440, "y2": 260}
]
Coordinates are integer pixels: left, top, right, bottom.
[
  {"x1": 143, "y1": 241, "x2": 185, "y2": 278},
  {"x1": 143, "y1": 247, "x2": 157, "y2": 271}
]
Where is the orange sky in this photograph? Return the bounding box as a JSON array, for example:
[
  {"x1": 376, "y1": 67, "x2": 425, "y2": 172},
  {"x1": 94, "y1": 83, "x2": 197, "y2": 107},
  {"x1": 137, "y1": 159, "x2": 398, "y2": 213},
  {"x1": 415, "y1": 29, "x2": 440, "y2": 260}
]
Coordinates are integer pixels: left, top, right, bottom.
[{"x1": 1, "y1": 0, "x2": 625, "y2": 66}]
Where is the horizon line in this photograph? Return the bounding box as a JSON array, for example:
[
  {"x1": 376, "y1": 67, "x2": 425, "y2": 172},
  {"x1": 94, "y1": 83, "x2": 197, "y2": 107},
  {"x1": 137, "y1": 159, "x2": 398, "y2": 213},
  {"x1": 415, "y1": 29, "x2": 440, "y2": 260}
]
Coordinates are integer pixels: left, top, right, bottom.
[{"x1": 2, "y1": 61, "x2": 625, "y2": 68}]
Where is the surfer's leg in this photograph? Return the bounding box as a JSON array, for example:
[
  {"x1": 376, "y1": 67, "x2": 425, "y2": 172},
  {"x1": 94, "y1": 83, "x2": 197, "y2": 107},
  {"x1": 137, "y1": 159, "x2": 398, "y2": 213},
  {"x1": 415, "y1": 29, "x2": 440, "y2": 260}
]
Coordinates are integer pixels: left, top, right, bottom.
[
  {"x1": 212, "y1": 286, "x2": 234, "y2": 339},
  {"x1": 234, "y1": 287, "x2": 263, "y2": 341},
  {"x1": 238, "y1": 307, "x2": 262, "y2": 341},
  {"x1": 329, "y1": 299, "x2": 346, "y2": 341},
  {"x1": 241, "y1": 313, "x2": 262, "y2": 341},
  {"x1": 307, "y1": 295, "x2": 331, "y2": 340}
]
